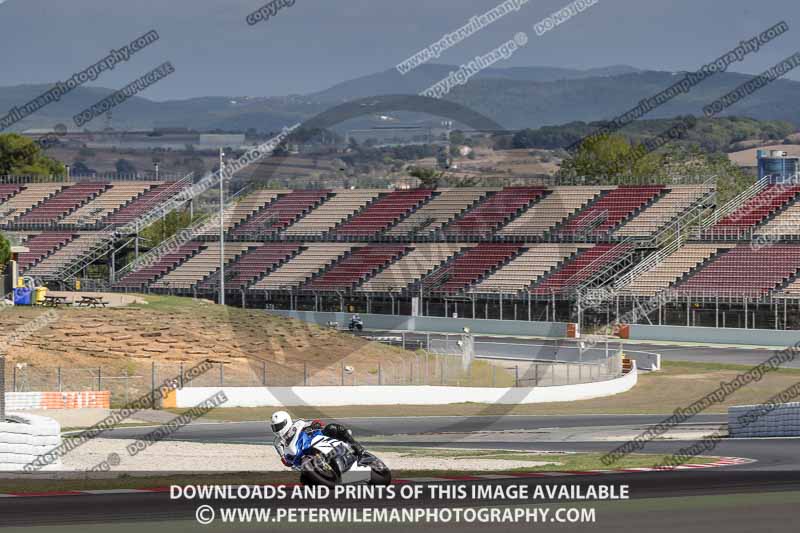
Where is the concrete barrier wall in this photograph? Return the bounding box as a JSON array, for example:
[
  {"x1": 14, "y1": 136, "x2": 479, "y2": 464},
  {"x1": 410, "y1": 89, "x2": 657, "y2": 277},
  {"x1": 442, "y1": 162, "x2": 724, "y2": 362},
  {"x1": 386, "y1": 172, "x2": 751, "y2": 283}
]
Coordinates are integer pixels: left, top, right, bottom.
[
  {"x1": 628, "y1": 324, "x2": 800, "y2": 347},
  {"x1": 728, "y1": 402, "x2": 800, "y2": 437},
  {"x1": 268, "y1": 311, "x2": 567, "y2": 338},
  {"x1": 171, "y1": 365, "x2": 637, "y2": 407},
  {"x1": 4, "y1": 391, "x2": 111, "y2": 411},
  {"x1": 0, "y1": 413, "x2": 61, "y2": 471},
  {"x1": 622, "y1": 351, "x2": 661, "y2": 371}
]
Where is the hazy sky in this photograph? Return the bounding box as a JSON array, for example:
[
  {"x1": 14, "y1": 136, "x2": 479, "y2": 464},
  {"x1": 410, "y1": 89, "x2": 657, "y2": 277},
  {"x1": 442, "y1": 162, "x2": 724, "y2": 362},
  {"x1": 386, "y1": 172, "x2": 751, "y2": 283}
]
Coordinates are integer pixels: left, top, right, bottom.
[{"x1": 1, "y1": 0, "x2": 798, "y2": 100}]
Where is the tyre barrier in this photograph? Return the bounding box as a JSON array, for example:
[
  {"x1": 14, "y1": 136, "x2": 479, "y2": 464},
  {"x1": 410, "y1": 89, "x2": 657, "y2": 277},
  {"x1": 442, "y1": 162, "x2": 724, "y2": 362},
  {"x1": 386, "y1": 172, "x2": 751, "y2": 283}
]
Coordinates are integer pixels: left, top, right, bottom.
[
  {"x1": 0, "y1": 413, "x2": 61, "y2": 472},
  {"x1": 728, "y1": 401, "x2": 800, "y2": 438}
]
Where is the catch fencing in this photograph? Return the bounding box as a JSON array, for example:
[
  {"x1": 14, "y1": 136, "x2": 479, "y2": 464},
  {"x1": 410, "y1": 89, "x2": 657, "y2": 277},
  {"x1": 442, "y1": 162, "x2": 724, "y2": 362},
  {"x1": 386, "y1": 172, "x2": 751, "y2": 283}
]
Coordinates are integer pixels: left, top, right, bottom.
[{"x1": 2, "y1": 352, "x2": 624, "y2": 409}]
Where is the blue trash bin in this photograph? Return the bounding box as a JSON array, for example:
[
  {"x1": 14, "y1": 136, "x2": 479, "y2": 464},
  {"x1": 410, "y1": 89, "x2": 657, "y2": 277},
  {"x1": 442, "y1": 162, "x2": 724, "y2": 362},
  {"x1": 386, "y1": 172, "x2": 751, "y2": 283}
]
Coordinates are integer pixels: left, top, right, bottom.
[{"x1": 13, "y1": 288, "x2": 32, "y2": 306}]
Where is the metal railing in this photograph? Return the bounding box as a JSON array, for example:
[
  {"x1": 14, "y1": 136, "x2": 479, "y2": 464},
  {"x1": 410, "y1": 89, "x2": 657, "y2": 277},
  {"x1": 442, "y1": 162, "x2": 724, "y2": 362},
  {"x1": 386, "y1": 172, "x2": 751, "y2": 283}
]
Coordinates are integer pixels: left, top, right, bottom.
[
  {"x1": 112, "y1": 184, "x2": 253, "y2": 282},
  {"x1": 0, "y1": 355, "x2": 5, "y2": 422},
  {"x1": 2, "y1": 354, "x2": 608, "y2": 404},
  {"x1": 699, "y1": 176, "x2": 768, "y2": 230},
  {"x1": 50, "y1": 173, "x2": 195, "y2": 283}
]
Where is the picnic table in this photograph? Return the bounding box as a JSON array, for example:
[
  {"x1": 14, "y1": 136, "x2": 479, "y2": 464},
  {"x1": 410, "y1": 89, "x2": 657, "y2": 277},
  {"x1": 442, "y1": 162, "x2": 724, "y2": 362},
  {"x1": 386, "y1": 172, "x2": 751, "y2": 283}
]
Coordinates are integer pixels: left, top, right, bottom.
[
  {"x1": 42, "y1": 295, "x2": 68, "y2": 307},
  {"x1": 75, "y1": 295, "x2": 109, "y2": 308}
]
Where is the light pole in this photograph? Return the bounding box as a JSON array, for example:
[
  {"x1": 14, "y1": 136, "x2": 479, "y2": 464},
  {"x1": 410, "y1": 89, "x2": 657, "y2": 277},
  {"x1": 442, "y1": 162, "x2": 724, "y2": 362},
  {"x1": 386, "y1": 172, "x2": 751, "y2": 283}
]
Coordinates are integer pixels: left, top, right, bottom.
[{"x1": 219, "y1": 148, "x2": 225, "y2": 306}]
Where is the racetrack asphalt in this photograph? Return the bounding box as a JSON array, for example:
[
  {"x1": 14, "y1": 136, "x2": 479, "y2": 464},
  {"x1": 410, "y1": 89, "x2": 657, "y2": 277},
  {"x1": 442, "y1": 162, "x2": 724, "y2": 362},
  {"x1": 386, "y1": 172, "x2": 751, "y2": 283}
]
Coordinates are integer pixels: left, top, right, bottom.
[
  {"x1": 3, "y1": 341, "x2": 799, "y2": 531},
  {"x1": 362, "y1": 331, "x2": 798, "y2": 368}
]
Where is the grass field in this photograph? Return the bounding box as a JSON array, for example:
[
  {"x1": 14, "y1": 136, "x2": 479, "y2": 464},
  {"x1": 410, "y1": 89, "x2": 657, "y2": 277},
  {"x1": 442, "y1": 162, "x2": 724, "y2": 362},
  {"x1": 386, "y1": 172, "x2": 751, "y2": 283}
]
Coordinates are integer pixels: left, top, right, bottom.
[{"x1": 173, "y1": 360, "x2": 800, "y2": 419}]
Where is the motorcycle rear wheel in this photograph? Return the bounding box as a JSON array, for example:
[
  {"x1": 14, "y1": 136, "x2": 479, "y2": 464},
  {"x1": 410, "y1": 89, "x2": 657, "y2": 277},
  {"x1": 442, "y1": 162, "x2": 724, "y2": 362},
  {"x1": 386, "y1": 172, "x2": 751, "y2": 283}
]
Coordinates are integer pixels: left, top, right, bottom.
[
  {"x1": 369, "y1": 461, "x2": 392, "y2": 485},
  {"x1": 300, "y1": 455, "x2": 341, "y2": 487}
]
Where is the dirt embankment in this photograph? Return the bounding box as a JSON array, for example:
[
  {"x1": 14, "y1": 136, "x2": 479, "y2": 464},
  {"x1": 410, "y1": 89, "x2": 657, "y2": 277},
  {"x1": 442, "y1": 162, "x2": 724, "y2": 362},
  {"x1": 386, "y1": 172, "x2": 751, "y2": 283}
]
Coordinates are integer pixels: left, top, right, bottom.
[{"x1": 0, "y1": 296, "x2": 411, "y2": 391}]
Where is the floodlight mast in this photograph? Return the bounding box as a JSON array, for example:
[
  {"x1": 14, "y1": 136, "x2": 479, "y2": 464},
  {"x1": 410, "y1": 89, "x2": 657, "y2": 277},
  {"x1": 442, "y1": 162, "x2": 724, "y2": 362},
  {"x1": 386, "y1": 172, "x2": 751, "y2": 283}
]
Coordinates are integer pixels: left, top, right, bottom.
[{"x1": 219, "y1": 148, "x2": 225, "y2": 306}]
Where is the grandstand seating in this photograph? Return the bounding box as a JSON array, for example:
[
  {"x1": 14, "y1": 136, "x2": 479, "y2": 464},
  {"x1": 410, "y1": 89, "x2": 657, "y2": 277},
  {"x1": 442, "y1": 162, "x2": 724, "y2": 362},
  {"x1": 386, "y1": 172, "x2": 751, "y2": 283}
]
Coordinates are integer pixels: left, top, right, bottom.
[
  {"x1": 443, "y1": 187, "x2": 546, "y2": 236},
  {"x1": 285, "y1": 189, "x2": 382, "y2": 236},
  {"x1": 499, "y1": 187, "x2": 607, "y2": 237},
  {"x1": 555, "y1": 186, "x2": 665, "y2": 237},
  {"x1": 252, "y1": 243, "x2": 354, "y2": 290},
  {"x1": 386, "y1": 189, "x2": 495, "y2": 237},
  {"x1": 673, "y1": 244, "x2": 800, "y2": 297},
  {"x1": 24, "y1": 182, "x2": 800, "y2": 308},
  {"x1": 471, "y1": 244, "x2": 584, "y2": 293},
  {"x1": 304, "y1": 244, "x2": 410, "y2": 290},
  {"x1": 114, "y1": 241, "x2": 203, "y2": 288},
  {"x1": 360, "y1": 243, "x2": 473, "y2": 292},
  {"x1": 754, "y1": 199, "x2": 800, "y2": 237},
  {"x1": 706, "y1": 184, "x2": 800, "y2": 237},
  {"x1": 0, "y1": 184, "x2": 22, "y2": 203},
  {"x1": 424, "y1": 242, "x2": 523, "y2": 293},
  {"x1": 333, "y1": 189, "x2": 435, "y2": 237},
  {"x1": 17, "y1": 182, "x2": 110, "y2": 224},
  {"x1": 16, "y1": 233, "x2": 75, "y2": 271},
  {"x1": 778, "y1": 275, "x2": 800, "y2": 295},
  {"x1": 102, "y1": 181, "x2": 187, "y2": 226},
  {"x1": 150, "y1": 242, "x2": 257, "y2": 290},
  {"x1": 619, "y1": 244, "x2": 725, "y2": 296},
  {"x1": 530, "y1": 243, "x2": 632, "y2": 294},
  {"x1": 0, "y1": 183, "x2": 67, "y2": 225},
  {"x1": 232, "y1": 190, "x2": 331, "y2": 238},
  {"x1": 61, "y1": 182, "x2": 156, "y2": 226},
  {"x1": 210, "y1": 243, "x2": 303, "y2": 289},
  {"x1": 197, "y1": 190, "x2": 284, "y2": 236},
  {"x1": 615, "y1": 185, "x2": 713, "y2": 237},
  {"x1": 24, "y1": 233, "x2": 110, "y2": 278}
]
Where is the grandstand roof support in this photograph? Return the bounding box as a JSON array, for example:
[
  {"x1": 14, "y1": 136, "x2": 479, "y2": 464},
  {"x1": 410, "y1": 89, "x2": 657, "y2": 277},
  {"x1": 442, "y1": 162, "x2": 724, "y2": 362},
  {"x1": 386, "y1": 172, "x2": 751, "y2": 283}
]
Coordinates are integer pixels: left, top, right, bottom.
[{"x1": 744, "y1": 298, "x2": 748, "y2": 329}]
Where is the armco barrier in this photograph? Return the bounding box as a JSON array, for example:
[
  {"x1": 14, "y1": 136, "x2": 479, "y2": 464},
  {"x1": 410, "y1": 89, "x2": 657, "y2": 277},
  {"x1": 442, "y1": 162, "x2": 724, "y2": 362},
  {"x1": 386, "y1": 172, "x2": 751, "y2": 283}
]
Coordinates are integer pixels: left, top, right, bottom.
[
  {"x1": 0, "y1": 413, "x2": 61, "y2": 471},
  {"x1": 728, "y1": 402, "x2": 800, "y2": 438},
  {"x1": 4, "y1": 391, "x2": 111, "y2": 411},
  {"x1": 628, "y1": 324, "x2": 800, "y2": 347},
  {"x1": 267, "y1": 310, "x2": 567, "y2": 338},
  {"x1": 165, "y1": 364, "x2": 637, "y2": 407}
]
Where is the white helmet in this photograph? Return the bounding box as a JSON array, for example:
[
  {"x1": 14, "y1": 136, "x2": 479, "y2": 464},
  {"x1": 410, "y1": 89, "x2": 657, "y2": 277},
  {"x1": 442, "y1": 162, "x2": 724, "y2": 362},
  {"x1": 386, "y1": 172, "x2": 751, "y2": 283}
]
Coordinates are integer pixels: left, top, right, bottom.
[{"x1": 270, "y1": 411, "x2": 292, "y2": 438}]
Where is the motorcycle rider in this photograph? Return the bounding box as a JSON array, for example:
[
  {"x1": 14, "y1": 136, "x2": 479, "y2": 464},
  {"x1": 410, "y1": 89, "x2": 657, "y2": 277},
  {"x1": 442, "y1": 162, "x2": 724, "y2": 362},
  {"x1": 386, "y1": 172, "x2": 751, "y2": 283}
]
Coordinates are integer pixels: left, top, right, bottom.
[{"x1": 271, "y1": 411, "x2": 365, "y2": 468}]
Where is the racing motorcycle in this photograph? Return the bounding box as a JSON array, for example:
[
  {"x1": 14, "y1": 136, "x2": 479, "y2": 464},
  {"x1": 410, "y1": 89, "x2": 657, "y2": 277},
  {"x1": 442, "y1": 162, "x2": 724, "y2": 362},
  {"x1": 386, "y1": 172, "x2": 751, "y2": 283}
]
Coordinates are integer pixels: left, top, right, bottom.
[
  {"x1": 275, "y1": 434, "x2": 391, "y2": 487},
  {"x1": 348, "y1": 316, "x2": 364, "y2": 332}
]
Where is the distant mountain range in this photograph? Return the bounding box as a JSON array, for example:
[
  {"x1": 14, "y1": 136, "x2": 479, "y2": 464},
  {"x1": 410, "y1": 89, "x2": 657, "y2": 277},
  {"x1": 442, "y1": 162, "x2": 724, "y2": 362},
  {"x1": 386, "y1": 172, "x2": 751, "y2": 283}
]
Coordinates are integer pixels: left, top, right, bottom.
[{"x1": 1, "y1": 64, "x2": 799, "y2": 133}]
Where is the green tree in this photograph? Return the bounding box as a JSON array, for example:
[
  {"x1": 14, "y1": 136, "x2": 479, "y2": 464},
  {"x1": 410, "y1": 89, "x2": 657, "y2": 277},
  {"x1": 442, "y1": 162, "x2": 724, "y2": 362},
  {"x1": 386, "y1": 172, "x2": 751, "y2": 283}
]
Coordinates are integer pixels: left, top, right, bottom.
[
  {"x1": 139, "y1": 209, "x2": 198, "y2": 247},
  {"x1": 558, "y1": 133, "x2": 662, "y2": 183},
  {"x1": 0, "y1": 133, "x2": 65, "y2": 176},
  {"x1": 0, "y1": 232, "x2": 10, "y2": 267},
  {"x1": 115, "y1": 159, "x2": 138, "y2": 176},
  {"x1": 407, "y1": 166, "x2": 443, "y2": 188}
]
